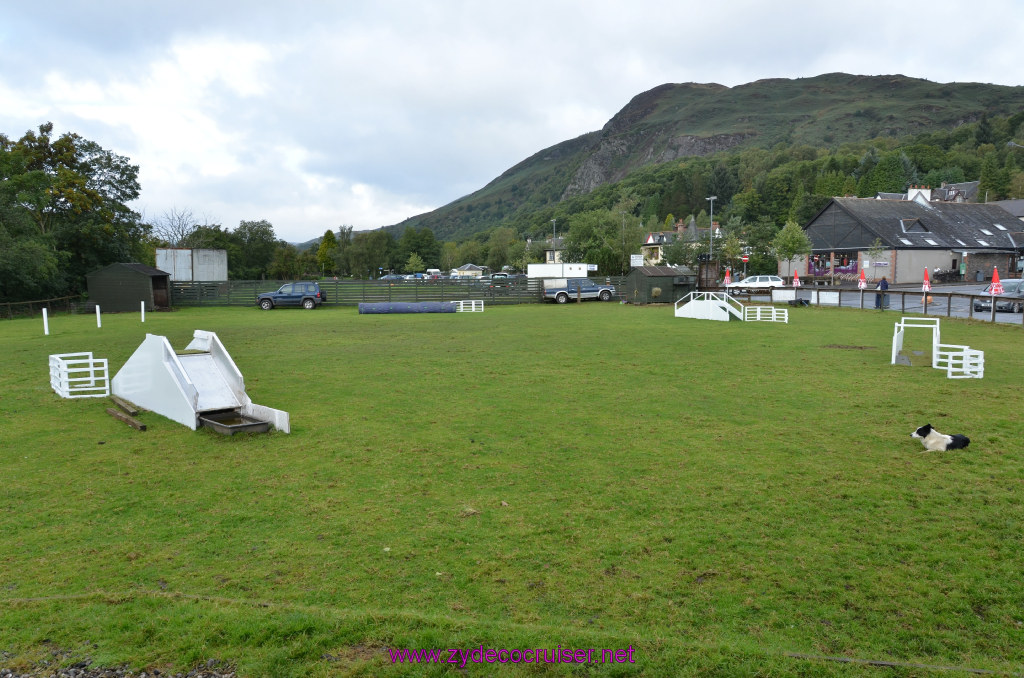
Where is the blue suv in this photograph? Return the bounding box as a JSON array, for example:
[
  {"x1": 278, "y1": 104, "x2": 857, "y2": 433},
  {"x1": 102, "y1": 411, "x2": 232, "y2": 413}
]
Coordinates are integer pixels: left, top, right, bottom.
[{"x1": 257, "y1": 282, "x2": 326, "y2": 310}]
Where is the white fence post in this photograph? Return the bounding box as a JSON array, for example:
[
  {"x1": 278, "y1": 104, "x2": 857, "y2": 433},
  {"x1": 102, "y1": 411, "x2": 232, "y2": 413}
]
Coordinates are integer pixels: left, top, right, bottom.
[
  {"x1": 43, "y1": 308, "x2": 49, "y2": 335},
  {"x1": 141, "y1": 300, "x2": 145, "y2": 323},
  {"x1": 96, "y1": 305, "x2": 102, "y2": 328}
]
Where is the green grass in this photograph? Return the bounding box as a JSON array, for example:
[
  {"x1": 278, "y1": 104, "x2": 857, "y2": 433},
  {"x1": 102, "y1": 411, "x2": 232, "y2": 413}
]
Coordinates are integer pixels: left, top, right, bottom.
[{"x1": 2, "y1": 304, "x2": 1022, "y2": 676}]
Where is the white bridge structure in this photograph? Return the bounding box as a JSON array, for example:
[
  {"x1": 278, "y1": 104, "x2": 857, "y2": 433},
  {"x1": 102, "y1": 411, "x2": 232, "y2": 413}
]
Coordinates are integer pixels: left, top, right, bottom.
[
  {"x1": 112, "y1": 330, "x2": 290, "y2": 432},
  {"x1": 674, "y1": 292, "x2": 788, "y2": 323},
  {"x1": 891, "y1": 317, "x2": 984, "y2": 379}
]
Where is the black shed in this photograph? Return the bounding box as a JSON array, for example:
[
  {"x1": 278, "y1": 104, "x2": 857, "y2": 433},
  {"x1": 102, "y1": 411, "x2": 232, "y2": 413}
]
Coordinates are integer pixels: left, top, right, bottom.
[
  {"x1": 86, "y1": 263, "x2": 171, "y2": 312},
  {"x1": 623, "y1": 266, "x2": 696, "y2": 304}
]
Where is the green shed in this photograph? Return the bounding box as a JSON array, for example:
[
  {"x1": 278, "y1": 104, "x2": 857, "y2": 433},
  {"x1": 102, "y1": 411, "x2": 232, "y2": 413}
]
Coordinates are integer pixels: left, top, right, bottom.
[
  {"x1": 86, "y1": 263, "x2": 171, "y2": 312},
  {"x1": 623, "y1": 266, "x2": 696, "y2": 304}
]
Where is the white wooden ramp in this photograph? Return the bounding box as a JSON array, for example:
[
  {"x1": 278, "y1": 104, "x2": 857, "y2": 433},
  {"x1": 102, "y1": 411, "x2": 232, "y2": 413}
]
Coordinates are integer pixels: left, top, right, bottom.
[
  {"x1": 112, "y1": 330, "x2": 291, "y2": 431},
  {"x1": 674, "y1": 292, "x2": 787, "y2": 323}
]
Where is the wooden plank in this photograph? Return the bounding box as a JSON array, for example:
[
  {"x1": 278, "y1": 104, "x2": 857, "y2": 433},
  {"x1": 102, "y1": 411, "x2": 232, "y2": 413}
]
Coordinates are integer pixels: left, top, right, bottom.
[
  {"x1": 106, "y1": 408, "x2": 147, "y2": 431},
  {"x1": 110, "y1": 395, "x2": 140, "y2": 416}
]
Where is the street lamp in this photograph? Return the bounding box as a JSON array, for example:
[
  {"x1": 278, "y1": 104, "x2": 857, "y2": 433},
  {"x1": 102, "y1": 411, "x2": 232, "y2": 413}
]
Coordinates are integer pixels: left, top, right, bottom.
[
  {"x1": 620, "y1": 211, "x2": 627, "y2": 274},
  {"x1": 706, "y1": 196, "x2": 717, "y2": 258},
  {"x1": 551, "y1": 219, "x2": 557, "y2": 263}
]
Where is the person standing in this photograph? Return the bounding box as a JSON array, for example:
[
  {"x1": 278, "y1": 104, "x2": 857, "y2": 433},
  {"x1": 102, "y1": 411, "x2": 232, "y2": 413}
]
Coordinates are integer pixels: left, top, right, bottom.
[{"x1": 875, "y1": 276, "x2": 889, "y2": 309}]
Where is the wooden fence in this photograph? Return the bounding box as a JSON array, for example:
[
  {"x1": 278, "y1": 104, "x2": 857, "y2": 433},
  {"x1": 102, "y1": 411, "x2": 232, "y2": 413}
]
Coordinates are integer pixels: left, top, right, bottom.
[
  {"x1": 170, "y1": 278, "x2": 608, "y2": 307},
  {"x1": 2, "y1": 295, "x2": 81, "y2": 320}
]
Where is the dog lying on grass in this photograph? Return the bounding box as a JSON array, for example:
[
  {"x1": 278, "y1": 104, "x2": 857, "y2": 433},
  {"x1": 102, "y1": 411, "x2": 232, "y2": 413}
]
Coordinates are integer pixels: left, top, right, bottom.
[{"x1": 911, "y1": 424, "x2": 970, "y2": 451}]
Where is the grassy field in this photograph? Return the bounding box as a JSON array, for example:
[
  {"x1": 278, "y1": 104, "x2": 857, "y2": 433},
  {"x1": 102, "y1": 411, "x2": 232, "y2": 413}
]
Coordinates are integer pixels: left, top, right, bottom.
[{"x1": 2, "y1": 303, "x2": 1022, "y2": 677}]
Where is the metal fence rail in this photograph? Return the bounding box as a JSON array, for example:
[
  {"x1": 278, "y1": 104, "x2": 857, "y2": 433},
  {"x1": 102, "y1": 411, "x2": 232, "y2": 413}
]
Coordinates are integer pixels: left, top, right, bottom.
[{"x1": 754, "y1": 286, "x2": 1024, "y2": 325}]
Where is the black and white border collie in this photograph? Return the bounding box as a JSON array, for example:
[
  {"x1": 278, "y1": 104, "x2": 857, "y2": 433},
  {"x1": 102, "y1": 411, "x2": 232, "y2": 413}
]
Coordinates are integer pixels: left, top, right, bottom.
[{"x1": 911, "y1": 424, "x2": 970, "y2": 451}]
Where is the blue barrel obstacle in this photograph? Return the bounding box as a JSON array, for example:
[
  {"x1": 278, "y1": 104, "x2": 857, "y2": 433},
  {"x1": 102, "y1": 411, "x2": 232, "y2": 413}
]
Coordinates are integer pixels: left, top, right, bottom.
[{"x1": 358, "y1": 301, "x2": 457, "y2": 314}]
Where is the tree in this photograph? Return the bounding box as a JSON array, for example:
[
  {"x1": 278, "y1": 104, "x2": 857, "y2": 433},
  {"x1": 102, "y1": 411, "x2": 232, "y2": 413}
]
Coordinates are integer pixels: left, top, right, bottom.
[
  {"x1": 772, "y1": 220, "x2": 812, "y2": 276},
  {"x1": 439, "y1": 241, "x2": 458, "y2": 273},
  {"x1": 661, "y1": 233, "x2": 706, "y2": 271},
  {"x1": 233, "y1": 219, "x2": 278, "y2": 279},
  {"x1": 331, "y1": 226, "x2": 354, "y2": 277},
  {"x1": 0, "y1": 122, "x2": 147, "y2": 297},
  {"x1": 978, "y1": 151, "x2": 1010, "y2": 201},
  {"x1": 0, "y1": 224, "x2": 62, "y2": 301},
  {"x1": 348, "y1": 229, "x2": 394, "y2": 278},
  {"x1": 404, "y1": 252, "x2": 425, "y2": 274},
  {"x1": 268, "y1": 243, "x2": 302, "y2": 279},
  {"x1": 317, "y1": 230, "x2": 338, "y2": 275},
  {"x1": 152, "y1": 207, "x2": 208, "y2": 247},
  {"x1": 485, "y1": 227, "x2": 517, "y2": 272}
]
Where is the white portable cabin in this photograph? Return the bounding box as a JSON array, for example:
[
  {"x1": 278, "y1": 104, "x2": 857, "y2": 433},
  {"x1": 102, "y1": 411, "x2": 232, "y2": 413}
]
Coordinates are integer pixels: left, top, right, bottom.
[
  {"x1": 112, "y1": 330, "x2": 289, "y2": 432},
  {"x1": 527, "y1": 263, "x2": 591, "y2": 278}
]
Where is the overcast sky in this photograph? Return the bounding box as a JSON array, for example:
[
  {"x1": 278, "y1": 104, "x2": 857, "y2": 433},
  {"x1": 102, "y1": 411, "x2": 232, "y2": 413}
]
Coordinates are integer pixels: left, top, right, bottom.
[{"x1": 2, "y1": 1, "x2": 1022, "y2": 243}]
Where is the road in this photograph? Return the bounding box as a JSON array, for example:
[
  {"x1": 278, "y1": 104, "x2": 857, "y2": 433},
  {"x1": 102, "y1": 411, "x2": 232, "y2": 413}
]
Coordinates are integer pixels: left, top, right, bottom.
[{"x1": 737, "y1": 284, "x2": 1024, "y2": 325}]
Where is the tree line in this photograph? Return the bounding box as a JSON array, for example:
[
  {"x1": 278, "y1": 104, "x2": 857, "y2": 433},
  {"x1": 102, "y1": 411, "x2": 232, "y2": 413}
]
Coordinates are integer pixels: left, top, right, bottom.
[{"x1": 3, "y1": 111, "x2": 1021, "y2": 303}]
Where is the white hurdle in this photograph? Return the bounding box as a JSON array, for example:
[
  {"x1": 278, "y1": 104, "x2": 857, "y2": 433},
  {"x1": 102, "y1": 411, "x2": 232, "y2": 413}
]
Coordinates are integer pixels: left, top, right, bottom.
[
  {"x1": 49, "y1": 352, "x2": 110, "y2": 398},
  {"x1": 453, "y1": 300, "x2": 484, "y2": 312},
  {"x1": 744, "y1": 306, "x2": 788, "y2": 323},
  {"x1": 891, "y1": 317, "x2": 983, "y2": 379}
]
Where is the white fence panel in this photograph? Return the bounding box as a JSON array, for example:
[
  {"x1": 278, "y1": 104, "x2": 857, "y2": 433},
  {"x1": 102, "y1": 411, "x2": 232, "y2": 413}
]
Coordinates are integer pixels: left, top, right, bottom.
[{"x1": 49, "y1": 353, "x2": 110, "y2": 398}]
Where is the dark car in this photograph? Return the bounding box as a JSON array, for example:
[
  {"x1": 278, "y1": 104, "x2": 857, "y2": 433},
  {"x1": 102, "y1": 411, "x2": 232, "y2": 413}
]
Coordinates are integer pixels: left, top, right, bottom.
[
  {"x1": 972, "y1": 278, "x2": 1024, "y2": 313},
  {"x1": 257, "y1": 282, "x2": 326, "y2": 310}
]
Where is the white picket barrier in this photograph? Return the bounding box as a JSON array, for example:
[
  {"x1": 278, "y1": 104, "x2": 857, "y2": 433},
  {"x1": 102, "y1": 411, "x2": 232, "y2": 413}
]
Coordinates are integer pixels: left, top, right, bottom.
[
  {"x1": 891, "y1": 317, "x2": 983, "y2": 379},
  {"x1": 454, "y1": 300, "x2": 484, "y2": 312},
  {"x1": 744, "y1": 306, "x2": 789, "y2": 323},
  {"x1": 49, "y1": 352, "x2": 110, "y2": 398},
  {"x1": 934, "y1": 344, "x2": 985, "y2": 379}
]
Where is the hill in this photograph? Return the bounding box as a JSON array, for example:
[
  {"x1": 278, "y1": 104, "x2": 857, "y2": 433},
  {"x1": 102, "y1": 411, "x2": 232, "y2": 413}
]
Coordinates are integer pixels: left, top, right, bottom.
[{"x1": 385, "y1": 73, "x2": 1024, "y2": 241}]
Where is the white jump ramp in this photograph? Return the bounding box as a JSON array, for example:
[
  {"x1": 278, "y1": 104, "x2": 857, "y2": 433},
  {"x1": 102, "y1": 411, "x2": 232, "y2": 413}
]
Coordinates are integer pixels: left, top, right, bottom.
[
  {"x1": 674, "y1": 292, "x2": 788, "y2": 323},
  {"x1": 112, "y1": 330, "x2": 290, "y2": 432}
]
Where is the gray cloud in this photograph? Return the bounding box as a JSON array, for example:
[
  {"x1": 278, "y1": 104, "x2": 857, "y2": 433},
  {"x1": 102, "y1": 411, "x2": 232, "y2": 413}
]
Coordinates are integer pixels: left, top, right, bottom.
[{"x1": 2, "y1": 0, "x2": 1021, "y2": 242}]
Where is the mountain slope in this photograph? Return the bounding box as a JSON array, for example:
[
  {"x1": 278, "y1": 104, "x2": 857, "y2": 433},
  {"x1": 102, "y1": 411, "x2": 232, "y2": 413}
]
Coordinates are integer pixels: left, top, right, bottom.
[{"x1": 386, "y1": 73, "x2": 1024, "y2": 241}]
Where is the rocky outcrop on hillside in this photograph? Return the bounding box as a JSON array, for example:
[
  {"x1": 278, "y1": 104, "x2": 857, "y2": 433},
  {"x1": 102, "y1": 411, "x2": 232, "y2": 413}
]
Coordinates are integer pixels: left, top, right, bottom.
[{"x1": 562, "y1": 130, "x2": 754, "y2": 198}]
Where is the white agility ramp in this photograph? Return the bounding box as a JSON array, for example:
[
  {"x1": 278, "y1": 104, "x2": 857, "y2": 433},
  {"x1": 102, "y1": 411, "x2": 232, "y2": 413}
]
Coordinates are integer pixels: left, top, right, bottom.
[
  {"x1": 674, "y1": 292, "x2": 787, "y2": 323},
  {"x1": 112, "y1": 330, "x2": 290, "y2": 432}
]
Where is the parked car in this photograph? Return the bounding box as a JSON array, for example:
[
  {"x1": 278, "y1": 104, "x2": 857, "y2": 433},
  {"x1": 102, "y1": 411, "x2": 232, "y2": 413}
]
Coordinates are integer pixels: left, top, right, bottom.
[
  {"x1": 972, "y1": 278, "x2": 1024, "y2": 312},
  {"x1": 543, "y1": 278, "x2": 616, "y2": 303},
  {"x1": 726, "y1": 275, "x2": 785, "y2": 293},
  {"x1": 257, "y1": 282, "x2": 326, "y2": 310}
]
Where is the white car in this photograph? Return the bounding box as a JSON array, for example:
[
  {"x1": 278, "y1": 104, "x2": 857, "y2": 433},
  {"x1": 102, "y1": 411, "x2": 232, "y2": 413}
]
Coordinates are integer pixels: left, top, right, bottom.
[{"x1": 726, "y1": 275, "x2": 785, "y2": 293}]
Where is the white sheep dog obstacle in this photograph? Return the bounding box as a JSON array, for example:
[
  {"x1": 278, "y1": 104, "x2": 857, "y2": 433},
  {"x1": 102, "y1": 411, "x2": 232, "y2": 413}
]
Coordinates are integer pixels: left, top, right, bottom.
[
  {"x1": 49, "y1": 352, "x2": 110, "y2": 398},
  {"x1": 112, "y1": 330, "x2": 290, "y2": 431},
  {"x1": 674, "y1": 291, "x2": 788, "y2": 323},
  {"x1": 891, "y1": 316, "x2": 984, "y2": 379}
]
